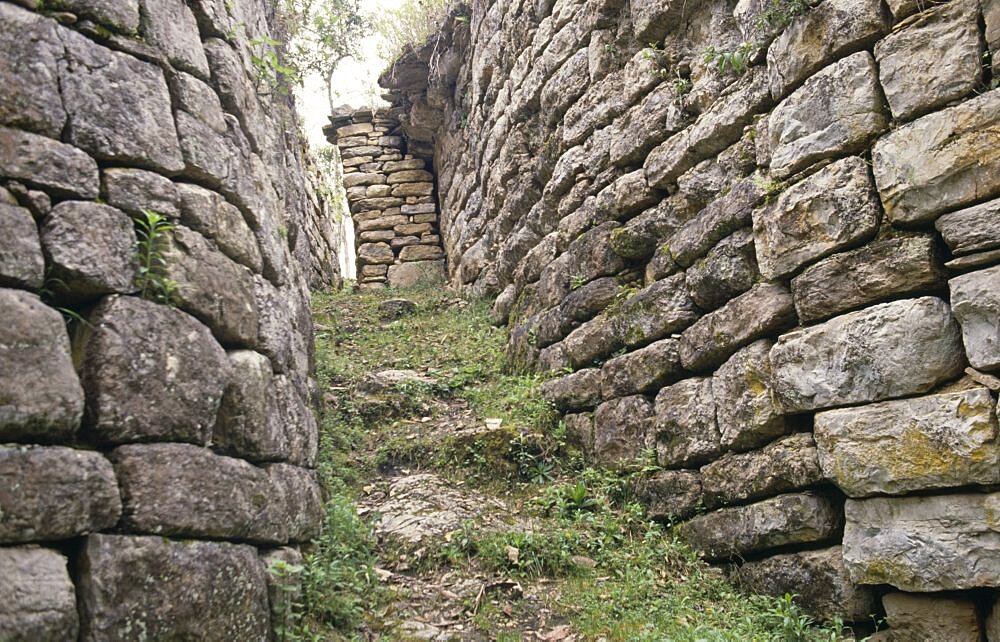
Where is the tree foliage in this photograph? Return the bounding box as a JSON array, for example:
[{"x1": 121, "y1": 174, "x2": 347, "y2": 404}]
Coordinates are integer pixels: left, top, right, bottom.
[{"x1": 375, "y1": 0, "x2": 452, "y2": 65}]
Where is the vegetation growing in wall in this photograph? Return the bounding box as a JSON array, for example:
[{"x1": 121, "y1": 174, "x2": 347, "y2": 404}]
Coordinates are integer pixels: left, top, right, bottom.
[{"x1": 133, "y1": 210, "x2": 178, "y2": 305}]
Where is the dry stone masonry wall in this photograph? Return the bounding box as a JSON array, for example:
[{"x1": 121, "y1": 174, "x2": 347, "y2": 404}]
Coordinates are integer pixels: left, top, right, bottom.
[
  {"x1": 382, "y1": 0, "x2": 1000, "y2": 635},
  {"x1": 326, "y1": 108, "x2": 447, "y2": 289},
  {"x1": 0, "y1": 0, "x2": 342, "y2": 638}
]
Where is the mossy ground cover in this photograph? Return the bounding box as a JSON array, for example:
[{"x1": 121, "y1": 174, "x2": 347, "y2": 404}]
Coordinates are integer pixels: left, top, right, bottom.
[{"x1": 286, "y1": 285, "x2": 859, "y2": 641}]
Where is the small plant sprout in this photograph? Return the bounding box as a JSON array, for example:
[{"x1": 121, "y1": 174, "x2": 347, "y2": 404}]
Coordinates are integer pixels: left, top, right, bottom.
[
  {"x1": 569, "y1": 274, "x2": 587, "y2": 290},
  {"x1": 134, "y1": 210, "x2": 178, "y2": 305}
]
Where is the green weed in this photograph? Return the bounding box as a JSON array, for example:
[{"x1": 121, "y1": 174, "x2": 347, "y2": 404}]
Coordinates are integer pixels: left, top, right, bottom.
[{"x1": 133, "y1": 210, "x2": 178, "y2": 306}]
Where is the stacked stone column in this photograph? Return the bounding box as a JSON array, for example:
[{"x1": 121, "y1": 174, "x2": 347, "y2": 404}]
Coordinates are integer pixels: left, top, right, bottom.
[{"x1": 325, "y1": 109, "x2": 446, "y2": 289}]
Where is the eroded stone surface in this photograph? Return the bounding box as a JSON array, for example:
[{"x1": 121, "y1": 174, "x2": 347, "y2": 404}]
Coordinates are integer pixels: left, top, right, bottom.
[
  {"x1": 685, "y1": 228, "x2": 759, "y2": 311},
  {"x1": 540, "y1": 368, "x2": 602, "y2": 412},
  {"x1": 950, "y1": 265, "x2": 1000, "y2": 371},
  {"x1": 0, "y1": 126, "x2": 98, "y2": 198},
  {"x1": 594, "y1": 395, "x2": 653, "y2": 466},
  {"x1": 712, "y1": 339, "x2": 787, "y2": 452},
  {"x1": 635, "y1": 470, "x2": 703, "y2": 522},
  {"x1": 0, "y1": 546, "x2": 79, "y2": 642},
  {"x1": 882, "y1": 593, "x2": 982, "y2": 642},
  {"x1": 936, "y1": 198, "x2": 1000, "y2": 256},
  {"x1": 653, "y1": 378, "x2": 720, "y2": 469},
  {"x1": 600, "y1": 338, "x2": 682, "y2": 399},
  {"x1": 0, "y1": 202, "x2": 44, "y2": 289}
]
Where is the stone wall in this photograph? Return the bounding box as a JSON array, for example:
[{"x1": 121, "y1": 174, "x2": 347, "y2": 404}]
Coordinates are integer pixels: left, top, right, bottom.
[
  {"x1": 383, "y1": 0, "x2": 1000, "y2": 634},
  {"x1": 0, "y1": 0, "x2": 340, "y2": 638},
  {"x1": 325, "y1": 108, "x2": 447, "y2": 289}
]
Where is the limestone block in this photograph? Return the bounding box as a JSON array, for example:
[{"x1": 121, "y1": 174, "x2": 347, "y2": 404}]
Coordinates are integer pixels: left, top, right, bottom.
[
  {"x1": 767, "y1": 0, "x2": 887, "y2": 99},
  {"x1": 816, "y1": 388, "x2": 999, "y2": 497},
  {"x1": 631, "y1": 0, "x2": 684, "y2": 42},
  {"x1": 271, "y1": 375, "x2": 319, "y2": 467},
  {"x1": 593, "y1": 395, "x2": 653, "y2": 466},
  {"x1": 357, "y1": 242, "x2": 394, "y2": 266},
  {"x1": 252, "y1": 276, "x2": 295, "y2": 373},
  {"x1": 563, "y1": 315, "x2": 623, "y2": 369},
  {"x1": 175, "y1": 183, "x2": 262, "y2": 273},
  {"x1": 635, "y1": 470, "x2": 703, "y2": 522},
  {"x1": 139, "y1": 0, "x2": 210, "y2": 78},
  {"x1": 594, "y1": 170, "x2": 660, "y2": 222},
  {"x1": 872, "y1": 88, "x2": 1000, "y2": 224},
  {"x1": 653, "y1": 378, "x2": 721, "y2": 468},
  {"x1": 0, "y1": 546, "x2": 78, "y2": 642},
  {"x1": 396, "y1": 222, "x2": 433, "y2": 236},
  {"x1": 559, "y1": 276, "x2": 619, "y2": 322},
  {"x1": 342, "y1": 145, "x2": 384, "y2": 159},
  {"x1": 0, "y1": 126, "x2": 99, "y2": 199},
  {"x1": 685, "y1": 229, "x2": 756, "y2": 310},
  {"x1": 202, "y1": 39, "x2": 269, "y2": 151},
  {"x1": 81, "y1": 295, "x2": 228, "y2": 445},
  {"x1": 883, "y1": 593, "x2": 981, "y2": 642},
  {"x1": 50, "y1": 0, "x2": 139, "y2": 32},
  {"x1": 40, "y1": 201, "x2": 137, "y2": 299},
  {"x1": 384, "y1": 159, "x2": 425, "y2": 173},
  {"x1": 0, "y1": 4, "x2": 67, "y2": 137},
  {"x1": 729, "y1": 547, "x2": 876, "y2": 623},
  {"x1": 336, "y1": 122, "x2": 373, "y2": 138},
  {"x1": 609, "y1": 82, "x2": 690, "y2": 167},
  {"x1": 791, "y1": 234, "x2": 945, "y2": 323},
  {"x1": 174, "y1": 110, "x2": 237, "y2": 186},
  {"x1": 679, "y1": 492, "x2": 841, "y2": 561},
  {"x1": 387, "y1": 259, "x2": 446, "y2": 288},
  {"x1": 344, "y1": 172, "x2": 385, "y2": 188},
  {"x1": 77, "y1": 534, "x2": 270, "y2": 641},
  {"x1": 359, "y1": 215, "x2": 408, "y2": 232},
  {"x1": 843, "y1": 492, "x2": 1000, "y2": 590},
  {"x1": 712, "y1": 340, "x2": 786, "y2": 452},
  {"x1": 102, "y1": 167, "x2": 180, "y2": 219},
  {"x1": 767, "y1": 52, "x2": 887, "y2": 179},
  {"x1": 950, "y1": 265, "x2": 1000, "y2": 371},
  {"x1": 169, "y1": 71, "x2": 227, "y2": 133},
  {"x1": 361, "y1": 230, "x2": 395, "y2": 243},
  {"x1": 666, "y1": 177, "x2": 764, "y2": 268},
  {"x1": 770, "y1": 297, "x2": 965, "y2": 412},
  {"x1": 387, "y1": 169, "x2": 433, "y2": 184},
  {"x1": 752, "y1": 157, "x2": 880, "y2": 280},
  {"x1": 540, "y1": 368, "x2": 602, "y2": 412},
  {"x1": 876, "y1": 0, "x2": 981, "y2": 121},
  {"x1": 367, "y1": 184, "x2": 392, "y2": 198},
  {"x1": 392, "y1": 182, "x2": 434, "y2": 198},
  {"x1": 600, "y1": 338, "x2": 682, "y2": 399},
  {"x1": 0, "y1": 446, "x2": 120, "y2": 544},
  {"x1": 263, "y1": 463, "x2": 323, "y2": 543},
  {"x1": 352, "y1": 197, "x2": 405, "y2": 214},
  {"x1": 608, "y1": 201, "x2": 684, "y2": 261},
  {"x1": 0, "y1": 289, "x2": 84, "y2": 442},
  {"x1": 391, "y1": 235, "x2": 419, "y2": 250},
  {"x1": 612, "y1": 273, "x2": 700, "y2": 349},
  {"x1": 0, "y1": 202, "x2": 44, "y2": 289},
  {"x1": 701, "y1": 433, "x2": 822, "y2": 509},
  {"x1": 936, "y1": 197, "x2": 1000, "y2": 256},
  {"x1": 402, "y1": 202, "x2": 437, "y2": 214},
  {"x1": 679, "y1": 282, "x2": 795, "y2": 372}
]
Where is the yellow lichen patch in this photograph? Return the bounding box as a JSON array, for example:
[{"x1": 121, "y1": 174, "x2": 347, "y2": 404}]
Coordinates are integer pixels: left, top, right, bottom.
[{"x1": 888, "y1": 427, "x2": 964, "y2": 481}]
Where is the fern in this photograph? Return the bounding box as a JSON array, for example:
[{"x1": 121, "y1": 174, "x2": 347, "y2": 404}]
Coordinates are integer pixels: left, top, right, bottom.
[{"x1": 134, "y1": 210, "x2": 178, "y2": 305}]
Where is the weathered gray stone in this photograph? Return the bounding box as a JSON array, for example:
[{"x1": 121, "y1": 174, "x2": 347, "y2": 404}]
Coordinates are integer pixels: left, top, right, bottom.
[
  {"x1": 358, "y1": 215, "x2": 408, "y2": 231},
  {"x1": 562, "y1": 315, "x2": 623, "y2": 369},
  {"x1": 988, "y1": 0, "x2": 1000, "y2": 75},
  {"x1": 0, "y1": 4, "x2": 66, "y2": 138},
  {"x1": 712, "y1": 340, "x2": 787, "y2": 452},
  {"x1": 344, "y1": 172, "x2": 386, "y2": 188},
  {"x1": 593, "y1": 395, "x2": 653, "y2": 466},
  {"x1": 815, "y1": 388, "x2": 999, "y2": 497},
  {"x1": 883, "y1": 593, "x2": 981, "y2": 642},
  {"x1": 0, "y1": 546, "x2": 79, "y2": 642},
  {"x1": 936, "y1": 197, "x2": 1000, "y2": 256},
  {"x1": 82, "y1": 295, "x2": 228, "y2": 445},
  {"x1": 264, "y1": 463, "x2": 323, "y2": 543},
  {"x1": 170, "y1": 71, "x2": 227, "y2": 133},
  {"x1": 667, "y1": 178, "x2": 765, "y2": 268},
  {"x1": 102, "y1": 167, "x2": 180, "y2": 219},
  {"x1": 594, "y1": 170, "x2": 661, "y2": 223},
  {"x1": 559, "y1": 276, "x2": 619, "y2": 322},
  {"x1": 613, "y1": 274, "x2": 700, "y2": 349},
  {"x1": 752, "y1": 157, "x2": 880, "y2": 280},
  {"x1": 946, "y1": 248, "x2": 1000, "y2": 272},
  {"x1": 872, "y1": 88, "x2": 1000, "y2": 224},
  {"x1": 609, "y1": 200, "x2": 685, "y2": 261},
  {"x1": 950, "y1": 265, "x2": 1000, "y2": 371},
  {"x1": 686, "y1": 228, "x2": 759, "y2": 311},
  {"x1": 729, "y1": 547, "x2": 876, "y2": 623},
  {"x1": 175, "y1": 183, "x2": 262, "y2": 273},
  {"x1": 771, "y1": 297, "x2": 965, "y2": 412},
  {"x1": 0, "y1": 202, "x2": 44, "y2": 289},
  {"x1": 139, "y1": 0, "x2": 210, "y2": 78},
  {"x1": 48, "y1": 0, "x2": 140, "y2": 33},
  {"x1": 635, "y1": 470, "x2": 703, "y2": 522},
  {"x1": 679, "y1": 282, "x2": 795, "y2": 372},
  {"x1": 358, "y1": 242, "x2": 394, "y2": 265},
  {"x1": 173, "y1": 109, "x2": 237, "y2": 186},
  {"x1": 767, "y1": 0, "x2": 887, "y2": 99},
  {"x1": 387, "y1": 259, "x2": 446, "y2": 288},
  {"x1": 0, "y1": 126, "x2": 99, "y2": 199},
  {"x1": 540, "y1": 368, "x2": 602, "y2": 412},
  {"x1": 630, "y1": 0, "x2": 684, "y2": 42},
  {"x1": 844, "y1": 492, "x2": 1000, "y2": 590},
  {"x1": 791, "y1": 234, "x2": 946, "y2": 323},
  {"x1": 565, "y1": 412, "x2": 595, "y2": 454},
  {"x1": 679, "y1": 492, "x2": 841, "y2": 561},
  {"x1": 601, "y1": 338, "x2": 682, "y2": 399},
  {"x1": 387, "y1": 169, "x2": 433, "y2": 184},
  {"x1": 609, "y1": 82, "x2": 690, "y2": 167},
  {"x1": 202, "y1": 39, "x2": 269, "y2": 151},
  {"x1": 0, "y1": 289, "x2": 84, "y2": 442},
  {"x1": 164, "y1": 225, "x2": 258, "y2": 346},
  {"x1": 41, "y1": 201, "x2": 138, "y2": 299},
  {"x1": 77, "y1": 534, "x2": 270, "y2": 641},
  {"x1": 874, "y1": 0, "x2": 982, "y2": 121},
  {"x1": 653, "y1": 378, "x2": 721, "y2": 468},
  {"x1": 399, "y1": 244, "x2": 444, "y2": 262},
  {"x1": 767, "y1": 52, "x2": 887, "y2": 179}
]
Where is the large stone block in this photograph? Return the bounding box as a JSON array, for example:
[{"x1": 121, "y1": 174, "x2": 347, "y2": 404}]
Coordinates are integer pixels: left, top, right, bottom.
[
  {"x1": 0, "y1": 4, "x2": 66, "y2": 138},
  {"x1": 0, "y1": 289, "x2": 84, "y2": 442},
  {"x1": 41, "y1": 201, "x2": 138, "y2": 299},
  {"x1": 679, "y1": 492, "x2": 841, "y2": 561},
  {"x1": 770, "y1": 297, "x2": 965, "y2": 412},
  {"x1": 668, "y1": 178, "x2": 765, "y2": 268},
  {"x1": 874, "y1": 0, "x2": 982, "y2": 121},
  {"x1": 0, "y1": 202, "x2": 44, "y2": 289},
  {"x1": 175, "y1": 182, "x2": 262, "y2": 273},
  {"x1": 164, "y1": 225, "x2": 259, "y2": 346},
  {"x1": 76, "y1": 534, "x2": 270, "y2": 641},
  {"x1": 729, "y1": 547, "x2": 876, "y2": 623},
  {"x1": 843, "y1": 492, "x2": 1000, "y2": 590},
  {"x1": 202, "y1": 39, "x2": 269, "y2": 152},
  {"x1": 387, "y1": 259, "x2": 446, "y2": 288},
  {"x1": 48, "y1": 0, "x2": 139, "y2": 33},
  {"x1": 791, "y1": 234, "x2": 945, "y2": 323},
  {"x1": 609, "y1": 82, "x2": 690, "y2": 167},
  {"x1": 600, "y1": 338, "x2": 682, "y2": 399},
  {"x1": 562, "y1": 314, "x2": 623, "y2": 368},
  {"x1": 711, "y1": 340, "x2": 787, "y2": 452},
  {"x1": 679, "y1": 282, "x2": 795, "y2": 372},
  {"x1": 139, "y1": 0, "x2": 210, "y2": 78},
  {"x1": 264, "y1": 463, "x2": 323, "y2": 543},
  {"x1": 882, "y1": 593, "x2": 982, "y2": 642},
  {"x1": 634, "y1": 470, "x2": 703, "y2": 522},
  {"x1": 101, "y1": 167, "x2": 181, "y2": 219},
  {"x1": 685, "y1": 228, "x2": 759, "y2": 311},
  {"x1": 653, "y1": 378, "x2": 720, "y2": 468},
  {"x1": 593, "y1": 395, "x2": 653, "y2": 466},
  {"x1": 767, "y1": 52, "x2": 887, "y2": 179},
  {"x1": 540, "y1": 368, "x2": 602, "y2": 412},
  {"x1": 215, "y1": 350, "x2": 286, "y2": 462},
  {"x1": 950, "y1": 265, "x2": 1000, "y2": 371},
  {"x1": 0, "y1": 126, "x2": 98, "y2": 199},
  {"x1": 399, "y1": 244, "x2": 444, "y2": 262},
  {"x1": 0, "y1": 446, "x2": 120, "y2": 544},
  {"x1": 612, "y1": 274, "x2": 700, "y2": 349},
  {"x1": 816, "y1": 388, "x2": 999, "y2": 497},
  {"x1": 936, "y1": 197, "x2": 1000, "y2": 256},
  {"x1": 0, "y1": 546, "x2": 79, "y2": 642},
  {"x1": 81, "y1": 295, "x2": 229, "y2": 445},
  {"x1": 170, "y1": 71, "x2": 227, "y2": 133},
  {"x1": 767, "y1": 0, "x2": 887, "y2": 99},
  {"x1": 752, "y1": 157, "x2": 880, "y2": 280},
  {"x1": 872, "y1": 88, "x2": 1000, "y2": 224}
]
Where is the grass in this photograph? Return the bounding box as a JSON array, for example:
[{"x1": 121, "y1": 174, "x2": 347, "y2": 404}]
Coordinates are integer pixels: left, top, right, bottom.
[{"x1": 291, "y1": 285, "x2": 859, "y2": 641}]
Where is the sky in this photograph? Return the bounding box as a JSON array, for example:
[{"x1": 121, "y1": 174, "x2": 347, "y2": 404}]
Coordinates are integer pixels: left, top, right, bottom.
[{"x1": 296, "y1": 0, "x2": 406, "y2": 148}]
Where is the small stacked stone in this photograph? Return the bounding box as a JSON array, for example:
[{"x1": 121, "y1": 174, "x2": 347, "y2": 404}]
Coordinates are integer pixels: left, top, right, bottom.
[{"x1": 325, "y1": 108, "x2": 445, "y2": 289}]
